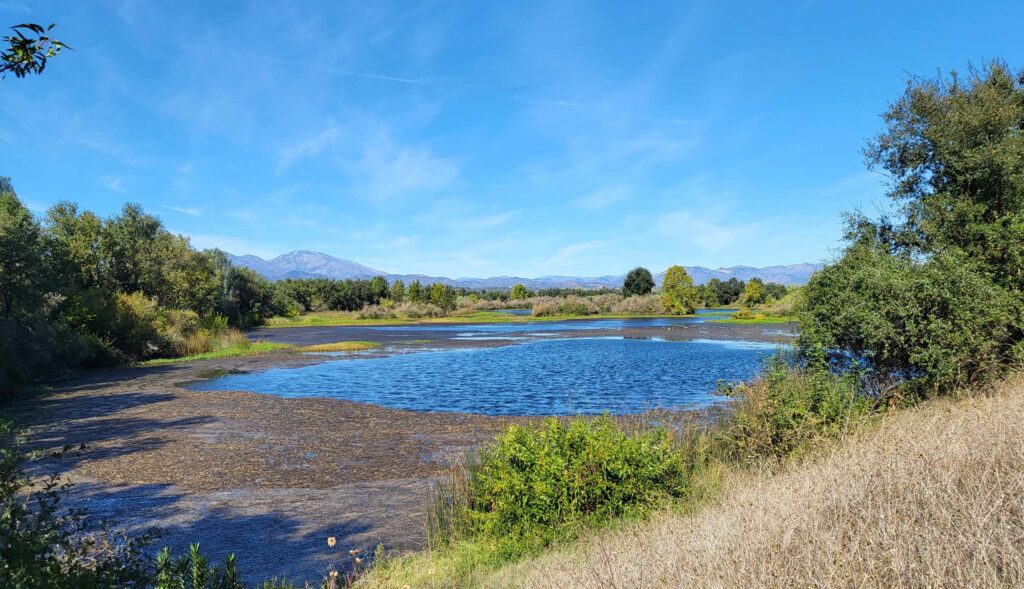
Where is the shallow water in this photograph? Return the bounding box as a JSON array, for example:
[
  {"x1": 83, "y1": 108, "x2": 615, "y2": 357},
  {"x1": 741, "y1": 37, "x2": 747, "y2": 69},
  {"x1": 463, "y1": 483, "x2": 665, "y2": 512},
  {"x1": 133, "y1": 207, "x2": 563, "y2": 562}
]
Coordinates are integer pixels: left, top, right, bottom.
[{"x1": 190, "y1": 336, "x2": 782, "y2": 416}]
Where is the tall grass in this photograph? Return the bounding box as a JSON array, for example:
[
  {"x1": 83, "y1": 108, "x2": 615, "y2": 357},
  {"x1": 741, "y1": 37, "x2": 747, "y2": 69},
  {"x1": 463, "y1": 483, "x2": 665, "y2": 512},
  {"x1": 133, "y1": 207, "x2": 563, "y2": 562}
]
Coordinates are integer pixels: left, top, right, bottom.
[
  {"x1": 362, "y1": 355, "x2": 874, "y2": 588},
  {"x1": 489, "y1": 375, "x2": 1024, "y2": 588}
]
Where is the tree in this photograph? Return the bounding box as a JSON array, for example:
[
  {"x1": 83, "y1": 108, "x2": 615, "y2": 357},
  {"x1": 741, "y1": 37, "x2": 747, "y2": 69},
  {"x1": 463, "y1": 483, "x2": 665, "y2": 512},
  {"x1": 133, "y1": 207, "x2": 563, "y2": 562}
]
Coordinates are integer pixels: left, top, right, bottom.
[
  {"x1": 864, "y1": 60, "x2": 1024, "y2": 290},
  {"x1": 623, "y1": 267, "x2": 654, "y2": 296},
  {"x1": 408, "y1": 279, "x2": 423, "y2": 303},
  {"x1": 739, "y1": 277, "x2": 767, "y2": 307},
  {"x1": 430, "y1": 283, "x2": 456, "y2": 311},
  {"x1": 510, "y1": 283, "x2": 529, "y2": 300},
  {"x1": 699, "y1": 283, "x2": 720, "y2": 307},
  {"x1": 390, "y1": 279, "x2": 405, "y2": 303},
  {"x1": 1, "y1": 23, "x2": 68, "y2": 81},
  {"x1": 0, "y1": 186, "x2": 48, "y2": 319},
  {"x1": 660, "y1": 265, "x2": 699, "y2": 314}
]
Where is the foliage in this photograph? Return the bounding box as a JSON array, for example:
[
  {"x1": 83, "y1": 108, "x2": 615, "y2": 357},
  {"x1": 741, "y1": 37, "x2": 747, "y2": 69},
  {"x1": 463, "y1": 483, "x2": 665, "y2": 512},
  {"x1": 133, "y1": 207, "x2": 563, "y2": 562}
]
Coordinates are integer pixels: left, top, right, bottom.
[
  {"x1": 801, "y1": 242, "x2": 1019, "y2": 397},
  {"x1": 389, "y1": 279, "x2": 405, "y2": 303},
  {"x1": 609, "y1": 294, "x2": 665, "y2": 314},
  {"x1": 0, "y1": 190, "x2": 48, "y2": 320},
  {"x1": 531, "y1": 296, "x2": 598, "y2": 317},
  {"x1": 660, "y1": 265, "x2": 699, "y2": 314},
  {"x1": 433, "y1": 416, "x2": 690, "y2": 559},
  {"x1": 0, "y1": 422, "x2": 152, "y2": 588},
  {"x1": 738, "y1": 277, "x2": 767, "y2": 307},
  {"x1": 510, "y1": 283, "x2": 529, "y2": 300},
  {"x1": 864, "y1": 60, "x2": 1024, "y2": 292},
  {"x1": 719, "y1": 353, "x2": 872, "y2": 463},
  {"x1": 1, "y1": 23, "x2": 68, "y2": 81},
  {"x1": 429, "y1": 283, "x2": 458, "y2": 311},
  {"x1": 622, "y1": 267, "x2": 654, "y2": 297}
]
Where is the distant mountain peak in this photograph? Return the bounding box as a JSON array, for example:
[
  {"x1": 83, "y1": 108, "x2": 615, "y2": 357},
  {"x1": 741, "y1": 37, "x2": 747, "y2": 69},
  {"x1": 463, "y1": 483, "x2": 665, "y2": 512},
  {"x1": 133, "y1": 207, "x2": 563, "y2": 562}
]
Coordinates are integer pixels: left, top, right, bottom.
[{"x1": 226, "y1": 250, "x2": 822, "y2": 288}]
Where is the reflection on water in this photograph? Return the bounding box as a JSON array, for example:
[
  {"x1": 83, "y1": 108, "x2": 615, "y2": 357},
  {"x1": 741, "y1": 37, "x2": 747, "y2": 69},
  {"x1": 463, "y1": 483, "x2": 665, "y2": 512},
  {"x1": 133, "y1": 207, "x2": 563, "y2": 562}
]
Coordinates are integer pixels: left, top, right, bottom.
[{"x1": 190, "y1": 336, "x2": 785, "y2": 416}]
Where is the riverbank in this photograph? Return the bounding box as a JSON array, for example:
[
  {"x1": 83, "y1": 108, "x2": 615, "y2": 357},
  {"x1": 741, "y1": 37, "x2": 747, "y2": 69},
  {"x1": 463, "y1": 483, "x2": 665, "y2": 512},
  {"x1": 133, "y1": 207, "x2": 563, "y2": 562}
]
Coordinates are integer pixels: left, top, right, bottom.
[
  {"x1": 2, "y1": 318, "x2": 794, "y2": 584},
  {"x1": 2, "y1": 352, "x2": 529, "y2": 584},
  {"x1": 476, "y1": 375, "x2": 1024, "y2": 589}
]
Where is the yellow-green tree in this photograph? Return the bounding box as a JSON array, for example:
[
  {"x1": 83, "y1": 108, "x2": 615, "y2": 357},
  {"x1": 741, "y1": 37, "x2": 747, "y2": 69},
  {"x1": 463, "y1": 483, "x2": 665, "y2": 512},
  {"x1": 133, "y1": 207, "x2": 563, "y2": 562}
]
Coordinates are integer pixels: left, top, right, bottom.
[
  {"x1": 739, "y1": 277, "x2": 767, "y2": 307},
  {"x1": 510, "y1": 283, "x2": 529, "y2": 300},
  {"x1": 660, "y1": 265, "x2": 699, "y2": 314}
]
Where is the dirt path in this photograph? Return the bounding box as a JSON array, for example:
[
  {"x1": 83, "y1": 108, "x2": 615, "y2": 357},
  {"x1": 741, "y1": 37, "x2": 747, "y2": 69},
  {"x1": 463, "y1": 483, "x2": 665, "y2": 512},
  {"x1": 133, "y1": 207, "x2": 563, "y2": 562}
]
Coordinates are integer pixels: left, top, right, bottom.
[{"x1": 5, "y1": 353, "x2": 525, "y2": 584}]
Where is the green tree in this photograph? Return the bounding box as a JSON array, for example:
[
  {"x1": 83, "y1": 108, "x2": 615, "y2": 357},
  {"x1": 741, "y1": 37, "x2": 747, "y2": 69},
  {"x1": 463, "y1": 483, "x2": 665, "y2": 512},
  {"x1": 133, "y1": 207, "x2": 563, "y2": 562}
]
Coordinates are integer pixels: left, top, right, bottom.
[
  {"x1": 369, "y1": 275, "x2": 389, "y2": 303},
  {"x1": 699, "y1": 283, "x2": 720, "y2": 307},
  {"x1": 408, "y1": 279, "x2": 423, "y2": 303},
  {"x1": 623, "y1": 267, "x2": 654, "y2": 296},
  {"x1": 864, "y1": 60, "x2": 1024, "y2": 290},
  {"x1": 390, "y1": 279, "x2": 406, "y2": 303},
  {"x1": 430, "y1": 283, "x2": 456, "y2": 311},
  {"x1": 660, "y1": 265, "x2": 699, "y2": 314},
  {"x1": 0, "y1": 187, "x2": 48, "y2": 319},
  {"x1": 739, "y1": 277, "x2": 767, "y2": 307},
  {"x1": 510, "y1": 283, "x2": 529, "y2": 300},
  {"x1": 1, "y1": 23, "x2": 68, "y2": 81}
]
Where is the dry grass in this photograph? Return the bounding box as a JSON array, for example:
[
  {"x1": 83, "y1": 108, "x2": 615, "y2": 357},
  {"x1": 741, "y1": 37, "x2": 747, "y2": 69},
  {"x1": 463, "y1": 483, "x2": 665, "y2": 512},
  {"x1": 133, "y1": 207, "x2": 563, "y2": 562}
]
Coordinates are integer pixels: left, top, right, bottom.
[
  {"x1": 486, "y1": 377, "x2": 1024, "y2": 589},
  {"x1": 297, "y1": 340, "x2": 381, "y2": 353}
]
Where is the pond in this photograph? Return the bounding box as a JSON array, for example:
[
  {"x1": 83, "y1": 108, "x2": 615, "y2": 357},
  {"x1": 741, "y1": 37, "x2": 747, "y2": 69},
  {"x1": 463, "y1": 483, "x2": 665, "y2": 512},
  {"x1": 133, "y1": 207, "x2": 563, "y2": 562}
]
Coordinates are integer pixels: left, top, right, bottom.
[{"x1": 189, "y1": 336, "x2": 784, "y2": 416}]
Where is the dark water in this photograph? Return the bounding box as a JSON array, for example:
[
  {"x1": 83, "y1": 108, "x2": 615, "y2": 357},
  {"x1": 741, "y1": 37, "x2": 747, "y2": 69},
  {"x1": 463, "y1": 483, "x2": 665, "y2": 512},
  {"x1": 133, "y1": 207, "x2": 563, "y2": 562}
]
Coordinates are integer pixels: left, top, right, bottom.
[{"x1": 189, "y1": 336, "x2": 781, "y2": 415}]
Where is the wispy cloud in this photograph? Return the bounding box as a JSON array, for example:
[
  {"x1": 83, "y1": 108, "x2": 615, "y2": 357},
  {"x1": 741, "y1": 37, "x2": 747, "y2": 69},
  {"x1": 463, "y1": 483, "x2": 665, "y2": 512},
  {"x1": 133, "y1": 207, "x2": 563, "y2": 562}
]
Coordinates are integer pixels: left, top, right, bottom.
[
  {"x1": 99, "y1": 176, "x2": 127, "y2": 194},
  {"x1": 164, "y1": 205, "x2": 203, "y2": 217},
  {"x1": 543, "y1": 239, "x2": 617, "y2": 269},
  {"x1": 654, "y1": 211, "x2": 745, "y2": 251},
  {"x1": 572, "y1": 186, "x2": 630, "y2": 211},
  {"x1": 276, "y1": 126, "x2": 343, "y2": 173},
  {"x1": 347, "y1": 132, "x2": 459, "y2": 201}
]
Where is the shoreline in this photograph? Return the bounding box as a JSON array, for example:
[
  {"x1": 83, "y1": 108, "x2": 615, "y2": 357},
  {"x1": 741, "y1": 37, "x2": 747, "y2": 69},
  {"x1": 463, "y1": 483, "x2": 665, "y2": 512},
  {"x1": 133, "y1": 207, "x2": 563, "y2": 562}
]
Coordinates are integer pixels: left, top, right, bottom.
[{"x1": 5, "y1": 319, "x2": 794, "y2": 584}]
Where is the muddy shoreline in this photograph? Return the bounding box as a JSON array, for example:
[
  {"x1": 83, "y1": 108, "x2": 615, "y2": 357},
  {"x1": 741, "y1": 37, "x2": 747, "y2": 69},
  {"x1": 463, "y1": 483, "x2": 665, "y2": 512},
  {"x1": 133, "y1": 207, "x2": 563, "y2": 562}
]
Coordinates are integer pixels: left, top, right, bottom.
[{"x1": 5, "y1": 320, "x2": 794, "y2": 584}]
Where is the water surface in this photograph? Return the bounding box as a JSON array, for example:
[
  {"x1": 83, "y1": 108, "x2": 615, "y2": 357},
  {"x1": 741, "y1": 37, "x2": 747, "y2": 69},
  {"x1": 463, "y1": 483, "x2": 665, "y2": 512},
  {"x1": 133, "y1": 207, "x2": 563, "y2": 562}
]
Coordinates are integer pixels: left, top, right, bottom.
[{"x1": 191, "y1": 336, "x2": 781, "y2": 415}]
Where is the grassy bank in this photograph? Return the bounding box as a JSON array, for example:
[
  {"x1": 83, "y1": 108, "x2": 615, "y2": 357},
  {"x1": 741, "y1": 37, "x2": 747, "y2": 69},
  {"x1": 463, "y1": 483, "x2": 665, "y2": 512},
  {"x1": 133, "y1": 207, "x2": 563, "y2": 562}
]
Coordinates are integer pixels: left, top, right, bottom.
[
  {"x1": 138, "y1": 339, "x2": 380, "y2": 365},
  {"x1": 360, "y1": 372, "x2": 1024, "y2": 588},
  {"x1": 485, "y1": 376, "x2": 1024, "y2": 588},
  {"x1": 359, "y1": 358, "x2": 875, "y2": 587},
  {"x1": 709, "y1": 314, "x2": 797, "y2": 325},
  {"x1": 263, "y1": 310, "x2": 697, "y2": 328}
]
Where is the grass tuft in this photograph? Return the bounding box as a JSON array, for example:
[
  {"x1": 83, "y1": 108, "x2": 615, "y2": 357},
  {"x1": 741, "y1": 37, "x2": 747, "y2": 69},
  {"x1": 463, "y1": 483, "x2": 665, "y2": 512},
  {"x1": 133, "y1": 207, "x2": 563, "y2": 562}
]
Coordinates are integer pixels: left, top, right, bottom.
[{"x1": 297, "y1": 341, "x2": 381, "y2": 353}]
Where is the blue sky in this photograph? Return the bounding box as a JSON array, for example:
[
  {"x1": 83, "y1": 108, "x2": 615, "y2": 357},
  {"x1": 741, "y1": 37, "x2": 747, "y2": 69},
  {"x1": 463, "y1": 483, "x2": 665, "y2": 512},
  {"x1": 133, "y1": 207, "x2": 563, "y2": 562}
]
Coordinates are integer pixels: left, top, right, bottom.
[{"x1": 1, "y1": 1, "x2": 1021, "y2": 278}]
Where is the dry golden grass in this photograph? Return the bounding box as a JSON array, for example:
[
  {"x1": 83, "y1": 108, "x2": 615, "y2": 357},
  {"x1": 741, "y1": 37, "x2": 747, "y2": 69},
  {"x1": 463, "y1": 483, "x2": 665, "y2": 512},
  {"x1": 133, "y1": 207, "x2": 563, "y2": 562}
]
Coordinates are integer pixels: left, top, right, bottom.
[
  {"x1": 486, "y1": 377, "x2": 1024, "y2": 589},
  {"x1": 297, "y1": 340, "x2": 381, "y2": 353}
]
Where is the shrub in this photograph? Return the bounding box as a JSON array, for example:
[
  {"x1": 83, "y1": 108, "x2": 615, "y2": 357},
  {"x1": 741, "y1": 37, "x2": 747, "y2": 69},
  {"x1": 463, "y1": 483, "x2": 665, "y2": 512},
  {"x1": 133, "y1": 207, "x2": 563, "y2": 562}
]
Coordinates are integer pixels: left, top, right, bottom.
[
  {"x1": 531, "y1": 296, "x2": 598, "y2": 317},
  {"x1": 801, "y1": 244, "x2": 1021, "y2": 397},
  {"x1": 719, "y1": 353, "x2": 872, "y2": 463},
  {"x1": 731, "y1": 308, "x2": 764, "y2": 320},
  {"x1": 590, "y1": 293, "x2": 623, "y2": 312},
  {"x1": 0, "y1": 421, "x2": 153, "y2": 587},
  {"x1": 611, "y1": 294, "x2": 665, "y2": 314},
  {"x1": 358, "y1": 302, "x2": 446, "y2": 319},
  {"x1": 433, "y1": 416, "x2": 690, "y2": 558}
]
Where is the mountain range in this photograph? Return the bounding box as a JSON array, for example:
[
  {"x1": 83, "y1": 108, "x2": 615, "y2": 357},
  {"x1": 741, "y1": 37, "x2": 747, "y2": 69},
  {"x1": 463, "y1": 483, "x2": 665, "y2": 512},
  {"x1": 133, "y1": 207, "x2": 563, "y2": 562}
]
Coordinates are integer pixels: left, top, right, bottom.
[{"x1": 224, "y1": 250, "x2": 822, "y2": 288}]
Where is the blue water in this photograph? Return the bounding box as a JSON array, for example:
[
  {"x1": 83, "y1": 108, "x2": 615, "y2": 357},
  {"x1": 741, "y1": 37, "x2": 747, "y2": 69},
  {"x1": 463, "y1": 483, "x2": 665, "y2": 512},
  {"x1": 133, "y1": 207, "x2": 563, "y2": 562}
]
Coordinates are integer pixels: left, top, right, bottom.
[
  {"x1": 189, "y1": 336, "x2": 782, "y2": 415},
  {"x1": 353, "y1": 308, "x2": 740, "y2": 337}
]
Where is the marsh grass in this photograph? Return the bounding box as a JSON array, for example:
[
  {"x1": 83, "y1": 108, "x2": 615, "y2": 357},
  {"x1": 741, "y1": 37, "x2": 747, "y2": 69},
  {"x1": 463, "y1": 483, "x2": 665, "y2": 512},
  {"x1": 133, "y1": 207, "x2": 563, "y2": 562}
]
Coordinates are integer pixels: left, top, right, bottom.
[
  {"x1": 138, "y1": 340, "x2": 291, "y2": 366},
  {"x1": 297, "y1": 341, "x2": 381, "y2": 353}
]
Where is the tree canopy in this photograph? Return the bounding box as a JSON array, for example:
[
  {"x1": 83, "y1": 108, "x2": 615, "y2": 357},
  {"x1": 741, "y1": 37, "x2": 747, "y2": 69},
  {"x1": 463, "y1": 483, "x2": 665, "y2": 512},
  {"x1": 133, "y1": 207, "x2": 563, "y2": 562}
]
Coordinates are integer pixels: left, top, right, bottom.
[
  {"x1": 623, "y1": 267, "x2": 654, "y2": 296},
  {"x1": 660, "y1": 265, "x2": 699, "y2": 314}
]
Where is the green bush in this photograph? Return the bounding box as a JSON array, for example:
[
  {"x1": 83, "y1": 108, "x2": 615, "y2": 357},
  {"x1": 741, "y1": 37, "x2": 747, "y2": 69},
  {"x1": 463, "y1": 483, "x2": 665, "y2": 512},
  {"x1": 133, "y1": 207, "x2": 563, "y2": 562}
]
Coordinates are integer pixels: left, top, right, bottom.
[
  {"x1": 531, "y1": 296, "x2": 598, "y2": 317},
  {"x1": 438, "y1": 416, "x2": 690, "y2": 558},
  {"x1": 719, "y1": 353, "x2": 872, "y2": 463},
  {"x1": 800, "y1": 243, "x2": 1021, "y2": 398},
  {"x1": 0, "y1": 422, "x2": 153, "y2": 588}
]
